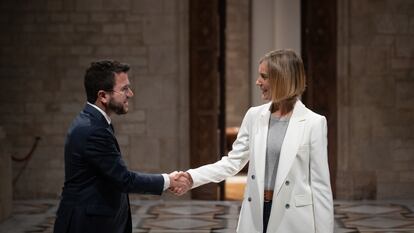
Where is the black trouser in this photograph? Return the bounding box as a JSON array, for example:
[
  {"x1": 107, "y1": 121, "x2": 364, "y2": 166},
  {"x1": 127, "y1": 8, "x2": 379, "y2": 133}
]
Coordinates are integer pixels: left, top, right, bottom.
[{"x1": 263, "y1": 201, "x2": 272, "y2": 233}]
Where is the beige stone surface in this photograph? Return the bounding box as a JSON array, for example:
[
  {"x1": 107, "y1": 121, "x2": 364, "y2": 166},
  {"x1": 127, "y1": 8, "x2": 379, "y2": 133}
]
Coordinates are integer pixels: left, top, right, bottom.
[
  {"x1": 337, "y1": 0, "x2": 414, "y2": 199},
  {"x1": 0, "y1": 0, "x2": 189, "y2": 199},
  {"x1": 226, "y1": 0, "x2": 251, "y2": 127}
]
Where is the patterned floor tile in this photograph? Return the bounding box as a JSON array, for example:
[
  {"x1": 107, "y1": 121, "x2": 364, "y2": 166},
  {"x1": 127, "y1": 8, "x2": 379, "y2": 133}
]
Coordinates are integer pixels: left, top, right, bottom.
[
  {"x1": 151, "y1": 204, "x2": 224, "y2": 216},
  {"x1": 338, "y1": 205, "x2": 403, "y2": 215},
  {"x1": 335, "y1": 201, "x2": 414, "y2": 233},
  {"x1": 348, "y1": 216, "x2": 414, "y2": 229},
  {"x1": 1, "y1": 200, "x2": 414, "y2": 233}
]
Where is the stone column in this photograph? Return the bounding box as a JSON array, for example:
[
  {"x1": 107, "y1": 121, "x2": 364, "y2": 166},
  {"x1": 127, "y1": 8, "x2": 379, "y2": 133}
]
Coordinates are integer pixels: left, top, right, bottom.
[{"x1": 0, "y1": 126, "x2": 12, "y2": 222}]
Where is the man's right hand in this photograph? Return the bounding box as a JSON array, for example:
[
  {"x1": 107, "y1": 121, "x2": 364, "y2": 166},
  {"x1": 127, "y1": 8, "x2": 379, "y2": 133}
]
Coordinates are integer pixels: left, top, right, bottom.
[{"x1": 168, "y1": 171, "x2": 193, "y2": 196}]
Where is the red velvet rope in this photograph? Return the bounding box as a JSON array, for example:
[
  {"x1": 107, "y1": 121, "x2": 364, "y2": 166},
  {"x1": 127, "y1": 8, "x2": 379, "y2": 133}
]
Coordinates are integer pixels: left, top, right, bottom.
[
  {"x1": 12, "y1": 136, "x2": 41, "y2": 186},
  {"x1": 11, "y1": 136, "x2": 41, "y2": 162}
]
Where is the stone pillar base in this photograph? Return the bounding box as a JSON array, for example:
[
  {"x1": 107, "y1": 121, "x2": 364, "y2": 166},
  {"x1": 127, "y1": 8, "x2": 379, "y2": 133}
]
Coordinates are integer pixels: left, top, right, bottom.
[{"x1": 0, "y1": 127, "x2": 12, "y2": 222}]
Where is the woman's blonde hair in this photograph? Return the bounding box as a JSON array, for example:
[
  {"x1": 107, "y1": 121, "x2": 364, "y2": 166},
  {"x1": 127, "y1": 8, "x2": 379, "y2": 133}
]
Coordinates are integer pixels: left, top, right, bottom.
[{"x1": 260, "y1": 49, "x2": 306, "y2": 113}]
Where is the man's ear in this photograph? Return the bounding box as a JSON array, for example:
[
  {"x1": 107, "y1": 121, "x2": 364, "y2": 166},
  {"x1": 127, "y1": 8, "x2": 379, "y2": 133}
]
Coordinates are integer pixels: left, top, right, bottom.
[{"x1": 97, "y1": 90, "x2": 109, "y2": 105}]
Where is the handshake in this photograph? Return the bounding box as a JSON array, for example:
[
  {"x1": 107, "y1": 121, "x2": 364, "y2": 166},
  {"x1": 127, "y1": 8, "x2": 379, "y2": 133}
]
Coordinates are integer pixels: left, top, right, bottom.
[{"x1": 168, "y1": 171, "x2": 193, "y2": 196}]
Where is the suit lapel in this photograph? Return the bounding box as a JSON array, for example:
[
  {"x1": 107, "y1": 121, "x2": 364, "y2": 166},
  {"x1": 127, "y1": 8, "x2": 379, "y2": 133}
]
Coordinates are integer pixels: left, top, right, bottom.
[
  {"x1": 274, "y1": 101, "x2": 307, "y2": 196},
  {"x1": 108, "y1": 124, "x2": 120, "y2": 151}
]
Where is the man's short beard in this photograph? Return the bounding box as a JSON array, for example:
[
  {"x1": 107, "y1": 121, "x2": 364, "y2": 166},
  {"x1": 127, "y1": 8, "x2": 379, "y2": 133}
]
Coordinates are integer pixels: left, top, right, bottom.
[{"x1": 108, "y1": 99, "x2": 127, "y2": 115}]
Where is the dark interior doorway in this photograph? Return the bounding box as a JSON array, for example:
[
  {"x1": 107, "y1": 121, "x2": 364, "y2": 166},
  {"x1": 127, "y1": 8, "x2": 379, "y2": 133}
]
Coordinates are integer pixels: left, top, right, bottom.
[
  {"x1": 189, "y1": 0, "x2": 226, "y2": 200},
  {"x1": 301, "y1": 0, "x2": 338, "y2": 197}
]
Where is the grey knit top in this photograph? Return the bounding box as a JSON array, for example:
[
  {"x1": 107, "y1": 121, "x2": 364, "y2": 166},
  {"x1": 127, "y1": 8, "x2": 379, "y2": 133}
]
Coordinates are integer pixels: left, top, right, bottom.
[{"x1": 264, "y1": 114, "x2": 290, "y2": 190}]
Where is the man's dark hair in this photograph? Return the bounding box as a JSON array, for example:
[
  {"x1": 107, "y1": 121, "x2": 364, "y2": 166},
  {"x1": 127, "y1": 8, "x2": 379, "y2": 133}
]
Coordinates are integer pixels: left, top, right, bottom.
[{"x1": 84, "y1": 60, "x2": 130, "y2": 103}]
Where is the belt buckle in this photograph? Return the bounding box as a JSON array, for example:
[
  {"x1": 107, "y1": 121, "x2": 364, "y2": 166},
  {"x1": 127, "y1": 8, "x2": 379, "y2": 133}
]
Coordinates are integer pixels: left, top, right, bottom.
[{"x1": 264, "y1": 190, "x2": 273, "y2": 202}]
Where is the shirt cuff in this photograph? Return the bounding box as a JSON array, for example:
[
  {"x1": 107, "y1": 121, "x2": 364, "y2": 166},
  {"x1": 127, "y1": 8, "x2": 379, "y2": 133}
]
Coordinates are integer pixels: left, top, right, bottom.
[
  {"x1": 186, "y1": 170, "x2": 197, "y2": 188},
  {"x1": 162, "y1": 173, "x2": 170, "y2": 191}
]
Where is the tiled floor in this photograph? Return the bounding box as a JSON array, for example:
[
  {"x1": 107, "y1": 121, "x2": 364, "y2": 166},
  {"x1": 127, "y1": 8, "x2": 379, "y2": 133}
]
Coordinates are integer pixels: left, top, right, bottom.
[
  {"x1": 0, "y1": 199, "x2": 414, "y2": 233},
  {"x1": 334, "y1": 200, "x2": 414, "y2": 233}
]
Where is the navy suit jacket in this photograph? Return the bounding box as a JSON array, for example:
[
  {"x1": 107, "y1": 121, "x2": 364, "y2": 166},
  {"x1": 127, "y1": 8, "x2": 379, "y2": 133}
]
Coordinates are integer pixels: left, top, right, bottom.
[{"x1": 53, "y1": 104, "x2": 164, "y2": 233}]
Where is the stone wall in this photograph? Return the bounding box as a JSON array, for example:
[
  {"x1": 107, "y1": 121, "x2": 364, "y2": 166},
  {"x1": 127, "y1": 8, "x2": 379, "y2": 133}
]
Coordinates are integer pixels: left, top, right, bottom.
[
  {"x1": 1, "y1": 0, "x2": 412, "y2": 201},
  {"x1": 337, "y1": 0, "x2": 414, "y2": 199},
  {"x1": 0, "y1": 0, "x2": 189, "y2": 199},
  {"x1": 226, "y1": 0, "x2": 251, "y2": 127}
]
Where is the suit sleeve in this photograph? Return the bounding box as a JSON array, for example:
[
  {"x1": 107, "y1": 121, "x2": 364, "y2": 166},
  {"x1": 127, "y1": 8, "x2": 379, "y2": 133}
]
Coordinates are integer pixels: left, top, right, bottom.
[
  {"x1": 309, "y1": 116, "x2": 334, "y2": 232},
  {"x1": 187, "y1": 108, "x2": 252, "y2": 188},
  {"x1": 84, "y1": 128, "x2": 164, "y2": 195}
]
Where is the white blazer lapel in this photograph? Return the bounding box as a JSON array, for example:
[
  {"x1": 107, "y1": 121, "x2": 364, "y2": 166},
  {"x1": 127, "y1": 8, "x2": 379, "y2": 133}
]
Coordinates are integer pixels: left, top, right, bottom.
[
  {"x1": 253, "y1": 102, "x2": 272, "y2": 204},
  {"x1": 274, "y1": 101, "x2": 307, "y2": 195}
]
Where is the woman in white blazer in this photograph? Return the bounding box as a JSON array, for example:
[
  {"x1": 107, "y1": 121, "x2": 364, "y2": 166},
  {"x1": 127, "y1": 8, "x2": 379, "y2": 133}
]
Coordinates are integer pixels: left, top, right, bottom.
[{"x1": 173, "y1": 49, "x2": 334, "y2": 233}]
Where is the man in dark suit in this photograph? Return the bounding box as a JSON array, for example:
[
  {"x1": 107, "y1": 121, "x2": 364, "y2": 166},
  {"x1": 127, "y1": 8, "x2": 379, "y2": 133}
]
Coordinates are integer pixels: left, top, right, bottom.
[{"x1": 53, "y1": 60, "x2": 187, "y2": 233}]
